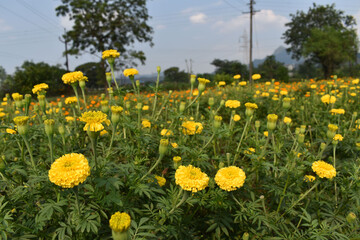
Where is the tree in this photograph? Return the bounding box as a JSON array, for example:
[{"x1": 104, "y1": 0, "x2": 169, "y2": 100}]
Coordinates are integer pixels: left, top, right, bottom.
[
  {"x1": 0, "y1": 61, "x2": 67, "y2": 96},
  {"x1": 55, "y1": 0, "x2": 153, "y2": 68},
  {"x1": 283, "y1": 3, "x2": 358, "y2": 78},
  {"x1": 256, "y1": 55, "x2": 289, "y2": 81},
  {"x1": 211, "y1": 59, "x2": 248, "y2": 77},
  {"x1": 0, "y1": 66, "x2": 6, "y2": 84},
  {"x1": 75, "y1": 62, "x2": 104, "y2": 88},
  {"x1": 163, "y1": 67, "x2": 188, "y2": 83}
]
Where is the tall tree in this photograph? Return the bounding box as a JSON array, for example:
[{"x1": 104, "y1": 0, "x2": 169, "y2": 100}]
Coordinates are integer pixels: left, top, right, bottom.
[
  {"x1": 256, "y1": 55, "x2": 289, "y2": 81},
  {"x1": 211, "y1": 59, "x2": 248, "y2": 77},
  {"x1": 55, "y1": 0, "x2": 153, "y2": 70},
  {"x1": 283, "y1": 3, "x2": 358, "y2": 78}
]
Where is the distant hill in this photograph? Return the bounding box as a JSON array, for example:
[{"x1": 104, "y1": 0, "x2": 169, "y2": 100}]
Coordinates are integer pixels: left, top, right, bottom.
[
  {"x1": 117, "y1": 73, "x2": 164, "y2": 85},
  {"x1": 253, "y1": 46, "x2": 303, "y2": 67}
]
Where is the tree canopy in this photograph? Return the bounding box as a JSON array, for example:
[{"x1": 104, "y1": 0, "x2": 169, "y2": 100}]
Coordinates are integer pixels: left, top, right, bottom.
[
  {"x1": 163, "y1": 67, "x2": 188, "y2": 83},
  {"x1": 211, "y1": 59, "x2": 248, "y2": 77},
  {"x1": 55, "y1": 0, "x2": 153, "y2": 67},
  {"x1": 256, "y1": 56, "x2": 289, "y2": 81},
  {"x1": 283, "y1": 3, "x2": 358, "y2": 78}
]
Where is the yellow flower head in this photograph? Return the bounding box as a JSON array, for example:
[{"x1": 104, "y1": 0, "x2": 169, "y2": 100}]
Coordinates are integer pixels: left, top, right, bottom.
[
  {"x1": 284, "y1": 117, "x2": 292, "y2": 124},
  {"x1": 13, "y1": 116, "x2": 29, "y2": 126},
  {"x1": 142, "y1": 119, "x2": 151, "y2": 128},
  {"x1": 123, "y1": 68, "x2": 139, "y2": 77},
  {"x1": 173, "y1": 156, "x2": 182, "y2": 162},
  {"x1": 65, "y1": 97, "x2": 77, "y2": 105},
  {"x1": 239, "y1": 81, "x2": 247, "y2": 86},
  {"x1": 329, "y1": 109, "x2": 345, "y2": 115},
  {"x1": 12, "y1": 93, "x2": 23, "y2": 101},
  {"x1": 181, "y1": 121, "x2": 203, "y2": 135},
  {"x1": 252, "y1": 74, "x2": 261, "y2": 80},
  {"x1": 6, "y1": 128, "x2": 17, "y2": 134},
  {"x1": 171, "y1": 142, "x2": 178, "y2": 148},
  {"x1": 264, "y1": 131, "x2": 269, "y2": 137},
  {"x1": 245, "y1": 102, "x2": 258, "y2": 110},
  {"x1": 32, "y1": 83, "x2": 49, "y2": 95},
  {"x1": 328, "y1": 124, "x2": 338, "y2": 132},
  {"x1": 62, "y1": 71, "x2": 84, "y2": 85},
  {"x1": 79, "y1": 111, "x2": 110, "y2": 132},
  {"x1": 304, "y1": 175, "x2": 316, "y2": 182},
  {"x1": 321, "y1": 94, "x2": 336, "y2": 104},
  {"x1": 333, "y1": 134, "x2": 343, "y2": 141},
  {"x1": 215, "y1": 166, "x2": 246, "y2": 191},
  {"x1": 198, "y1": 77, "x2": 210, "y2": 85},
  {"x1": 161, "y1": 129, "x2": 173, "y2": 136},
  {"x1": 155, "y1": 175, "x2": 166, "y2": 187},
  {"x1": 102, "y1": 49, "x2": 120, "y2": 59},
  {"x1": 267, "y1": 114, "x2": 278, "y2": 122},
  {"x1": 312, "y1": 160, "x2": 336, "y2": 179},
  {"x1": 233, "y1": 114, "x2": 241, "y2": 122},
  {"x1": 109, "y1": 212, "x2": 131, "y2": 232},
  {"x1": 233, "y1": 74, "x2": 241, "y2": 79},
  {"x1": 225, "y1": 100, "x2": 241, "y2": 109},
  {"x1": 218, "y1": 81, "x2": 226, "y2": 86},
  {"x1": 111, "y1": 106, "x2": 123, "y2": 114},
  {"x1": 175, "y1": 165, "x2": 209, "y2": 192},
  {"x1": 48, "y1": 153, "x2": 90, "y2": 188}
]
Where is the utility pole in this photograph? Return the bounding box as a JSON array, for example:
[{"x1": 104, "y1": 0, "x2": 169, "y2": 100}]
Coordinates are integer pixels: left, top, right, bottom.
[
  {"x1": 59, "y1": 28, "x2": 69, "y2": 71},
  {"x1": 245, "y1": 0, "x2": 259, "y2": 85}
]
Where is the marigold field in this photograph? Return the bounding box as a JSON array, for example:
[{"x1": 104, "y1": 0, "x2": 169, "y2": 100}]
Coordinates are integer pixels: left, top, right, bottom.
[{"x1": 1, "y1": 63, "x2": 360, "y2": 239}]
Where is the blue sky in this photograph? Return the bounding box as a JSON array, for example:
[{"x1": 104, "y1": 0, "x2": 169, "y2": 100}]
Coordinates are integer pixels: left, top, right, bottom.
[{"x1": 0, "y1": 0, "x2": 359, "y2": 76}]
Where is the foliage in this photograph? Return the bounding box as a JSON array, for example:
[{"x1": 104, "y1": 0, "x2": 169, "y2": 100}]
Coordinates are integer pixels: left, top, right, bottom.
[
  {"x1": 211, "y1": 59, "x2": 248, "y2": 77},
  {"x1": 75, "y1": 62, "x2": 105, "y2": 88},
  {"x1": 0, "y1": 61, "x2": 68, "y2": 96},
  {"x1": 55, "y1": 0, "x2": 153, "y2": 68},
  {"x1": 0, "y1": 66, "x2": 6, "y2": 83},
  {"x1": 283, "y1": 3, "x2": 358, "y2": 78},
  {"x1": 163, "y1": 67, "x2": 188, "y2": 83},
  {"x1": 0, "y1": 71, "x2": 360, "y2": 239},
  {"x1": 256, "y1": 55, "x2": 289, "y2": 82}
]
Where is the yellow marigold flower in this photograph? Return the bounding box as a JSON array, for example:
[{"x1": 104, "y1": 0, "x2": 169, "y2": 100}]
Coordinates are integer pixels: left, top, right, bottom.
[
  {"x1": 239, "y1": 81, "x2": 247, "y2": 86},
  {"x1": 32, "y1": 83, "x2": 49, "y2": 95},
  {"x1": 111, "y1": 106, "x2": 123, "y2": 114},
  {"x1": 328, "y1": 124, "x2": 338, "y2": 132},
  {"x1": 65, "y1": 97, "x2": 77, "y2": 105},
  {"x1": 218, "y1": 81, "x2": 226, "y2": 86},
  {"x1": 280, "y1": 90, "x2": 288, "y2": 95},
  {"x1": 304, "y1": 175, "x2": 316, "y2": 182},
  {"x1": 329, "y1": 109, "x2": 345, "y2": 115},
  {"x1": 173, "y1": 156, "x2": 182, "y2": 162},
  {"x1": 215, "y1": 166, "x2": 246, "y2": 191},
  {"x1": 284, "y1": 117, "x2": 292, "y2": 125},
  {"x1": 13, "y1": 116, "x2": 29, "y2": 126},
  {"x1": 12, "y1": 93, "x2": 23, "y2": 101},
  {"x1": 198, "y1": 77, "x2": 210, "y2": 85},
  {"x1": 62, "y1": 71, "x2": 84, "y2": 85},
  {"x1": 225, "y1": 100, "x2": 241, "y2": 109},
  {"x1": 310, "y1": 84, "x2": 317, "y2": 89},
  {"x1": 171, "y1": 142, "x2": 178, "y2": 148},
  {"x1": 175, "y1": 165, "x2": 209, "y2": 192},
  {"x1": 264, "y1": 131, "x2": 269, "y2": 137},
  {"x1": 142, "y1": 119, "x2": 151, "y2": 128},
  {"x1": 252, "y1": 74, "x2": 261, "y2": 80},
  {"x1": 48, "y1": 153, "x2": 90, "y2": 188},
  {"x1": 161, "y1": 129, "x2": 173, "y2": 136},
  {"x1": 0, "y1": 112, "x2": 5, "y2": 118},
  {"x1": 321, "y1": 94, "x2": 336, "y2": 104},
  {"x1": 181, "y1": 121, "x2": 203, "y2": 135},
  {"x1": 244, "y1": 148, "x2": 255, "y2": 155},
  {"x1": 267, "y1": 114, "x2": 278, "y2": 122},
  {"x1": 65, "y1": 116, "x2": 75, "y2": 122},
  {"x1": 123, "y1": 68, "x2": 139, "y2": 77},
  {"x1": 142, "y1": 105, "x2": 149, "y2": 111},
  {"x1": 109, "y1": 212, "x2": 131, "y2": 232},
  {"x1": 79, "y1": 111, "x2": 110, "y2": 132},
  {"x1": 155, "y1": 175, "x2": 166, "y2": 187},
  {"x1": 245, "y1": 102, "x2": 258, "y2": 110},
  {"x1": 352, "y1": 79, "x2": 359, "y2": 84},
  {"x1": 6, "y1": 128, "x2": 16, "y2": 134},
  {"x1": 233, "y1": 74, "x2": 241, "y2": 79},
  {"x1": 333, "y1": 134, "x2": 343, "y2": 141},
  {"x1": 102, "y1": 49, "x2": 120, "y2": 59},
  {"x1": 100, "y1": 130, "x2": 108, "y2": 136},
  {"x1": 312, "y1": 160, "x2": 336, "y2": 179},
  {"x1": 1, "y1": 102, "x2": 6, "y2": 106},
  {"x1": 233, "y1": 114, "x2": 241, "y2": 122}
]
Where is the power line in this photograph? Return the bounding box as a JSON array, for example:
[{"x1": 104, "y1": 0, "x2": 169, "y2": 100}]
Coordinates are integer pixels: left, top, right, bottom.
[{"x1": 222, "y1": 0, "x2": 243, "y2": 11}]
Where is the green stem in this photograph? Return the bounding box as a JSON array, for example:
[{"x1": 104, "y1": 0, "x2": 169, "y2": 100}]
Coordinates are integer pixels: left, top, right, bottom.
[
  {"x1": 277, "y1": 175, "x2": 290, "y2": 213},
  {"x1": 272, "y1": 132, "x2": 277, "y2": 177},
  {"x1": 73, "y1": 187, "x2": 81, "y2": 214},
  {"x1": 169, "y1": 189, "x2": 188, "y2": 214},
  {"x1": 106, "y1": 124, "x2": 117, "y2": 157},
  {"x1": 140, "y1": 154, "x2": 164, "y2": 181},
  {"x1": 48, "y1": 135, "x2": 54, "y2": 164},
  {"x1": 233, "y1": 117, "x2": 252, "y2": 164},
  {"x1": 110, "y1": 64, "x2": 119, "y2": 91},
  {"x1": 72, "y1": 85, "x2": 82, "y2": 112},
  {"x1": 333, "y1": 145, "x2": 338, "y2": 207},
  {"x1": 80, "y1": 87, "x2": 87, "y2": 110},
  {"x1": 22, "y1": 135, "x2": 36, "y2": 170},
  {"x1": 151, "y1": 71, "x2": 161, "y2": 118},
  {"x1": 90, "y1": 136, "x2": 98, "y2": 171}
]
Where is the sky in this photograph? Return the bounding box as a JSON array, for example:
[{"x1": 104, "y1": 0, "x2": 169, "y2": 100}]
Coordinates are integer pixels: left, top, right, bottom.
[{"x1": 0, "y1": 0, "x2": 360, "y2": 76}]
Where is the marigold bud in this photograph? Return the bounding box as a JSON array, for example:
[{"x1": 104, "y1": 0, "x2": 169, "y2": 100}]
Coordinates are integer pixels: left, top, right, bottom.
[{"x1": 159, "y1": 139, "x2": 169, "y2": 156}]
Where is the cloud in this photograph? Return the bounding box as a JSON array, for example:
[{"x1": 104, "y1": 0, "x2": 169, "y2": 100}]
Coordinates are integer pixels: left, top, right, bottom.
[
  {"x1": 189, "y1": 13, "x2": 207, "y2": 24},
  {"x1": 0, "y1": 19, "x2": 11, "y2": 32},
  {"x1": 214, "y1": 9, "x2": 288, "y2": 33},
  {"x1": 155, "y1": 24, "x2": 166, "y2": 30}
]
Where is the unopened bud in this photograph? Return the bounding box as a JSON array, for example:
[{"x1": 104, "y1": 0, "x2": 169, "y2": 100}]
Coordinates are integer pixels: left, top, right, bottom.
[
  {"x1": 44, "y1": 119, "x2": 55, "y2": 136},
  {"x1": 159, "y1": 139, "x2": 169, "y2": 156},
  {"x1": 255, "y1": 120, "x2": 260, "y2": 129},
  {"x1": 179, "y1": 101, "x2": 186, "y2": 113},
  {"x1": 208, "y1": 97, "x2": 215, "y2": 106},
  {"x1": 346, "y1": 212, "x2": 356, "y2": 224},
  {"x1": 157, "y1": 66, "x2": 161, "y2": 73}
]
